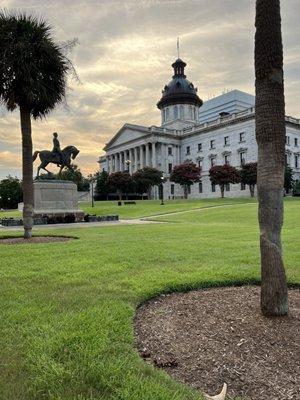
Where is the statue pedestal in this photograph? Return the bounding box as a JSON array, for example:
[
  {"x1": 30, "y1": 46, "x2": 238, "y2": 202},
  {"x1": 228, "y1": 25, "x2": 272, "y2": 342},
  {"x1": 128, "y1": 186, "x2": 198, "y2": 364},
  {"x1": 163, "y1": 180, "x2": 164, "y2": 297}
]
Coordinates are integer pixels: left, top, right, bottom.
[{"x1": 34, "y1": 180, "x2": 84, "y2": 222}]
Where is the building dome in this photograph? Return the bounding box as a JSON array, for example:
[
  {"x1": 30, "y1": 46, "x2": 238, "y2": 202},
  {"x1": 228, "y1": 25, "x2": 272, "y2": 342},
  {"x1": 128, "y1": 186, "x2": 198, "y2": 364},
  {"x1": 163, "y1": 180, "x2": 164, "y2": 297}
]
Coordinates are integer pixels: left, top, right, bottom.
[{"x1": 157, "y1": 59, "x2": 203, "y2": 109}]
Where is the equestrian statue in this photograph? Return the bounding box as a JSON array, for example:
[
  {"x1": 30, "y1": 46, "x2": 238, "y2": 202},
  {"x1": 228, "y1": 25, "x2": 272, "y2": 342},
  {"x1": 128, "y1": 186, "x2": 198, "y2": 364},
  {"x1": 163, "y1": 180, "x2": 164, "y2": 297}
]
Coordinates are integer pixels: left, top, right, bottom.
[{"x1": 33, "y1": 132, "x2": 80, "y2": 178}]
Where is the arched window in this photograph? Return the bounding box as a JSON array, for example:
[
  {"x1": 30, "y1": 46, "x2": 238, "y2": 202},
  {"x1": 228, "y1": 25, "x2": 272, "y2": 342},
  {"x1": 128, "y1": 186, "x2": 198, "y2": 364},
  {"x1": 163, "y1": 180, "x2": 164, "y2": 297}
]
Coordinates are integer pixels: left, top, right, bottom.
[
  {"x1": 174, "y1": 105, "x2": 178, "y2": 119},
  {"x1": 166, "y1": 108, "x2": 169, "y2": 121},
  {"x1": 180, "y1": 105, "x2": 184, "y2": 119}
]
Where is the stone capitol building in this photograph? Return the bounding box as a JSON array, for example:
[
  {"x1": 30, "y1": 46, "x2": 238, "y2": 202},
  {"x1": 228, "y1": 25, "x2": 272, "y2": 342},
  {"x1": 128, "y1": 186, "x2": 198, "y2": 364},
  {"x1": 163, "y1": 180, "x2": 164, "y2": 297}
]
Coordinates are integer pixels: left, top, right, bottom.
[{"x1": 99, "y1": 58, "x2": 300, "y2": 199}]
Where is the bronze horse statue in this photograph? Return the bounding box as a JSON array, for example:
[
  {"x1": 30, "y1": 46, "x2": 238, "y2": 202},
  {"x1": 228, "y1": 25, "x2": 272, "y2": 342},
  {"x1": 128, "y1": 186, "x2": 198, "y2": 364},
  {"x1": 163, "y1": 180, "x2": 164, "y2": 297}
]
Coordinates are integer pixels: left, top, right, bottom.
[{"x1": 33, "y1": 145, "x2": 80, "y2": 178}]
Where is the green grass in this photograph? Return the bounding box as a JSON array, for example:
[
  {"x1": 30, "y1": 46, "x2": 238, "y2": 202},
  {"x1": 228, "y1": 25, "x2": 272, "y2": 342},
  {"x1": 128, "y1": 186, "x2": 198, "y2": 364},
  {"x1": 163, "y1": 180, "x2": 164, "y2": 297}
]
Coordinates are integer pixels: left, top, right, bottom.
[
  {"x1": 0, "y1": 199, "x2": 299, "y2": 400},
  {"x1": 0, "y1": 197, "x2": 258, "y2": 220}
]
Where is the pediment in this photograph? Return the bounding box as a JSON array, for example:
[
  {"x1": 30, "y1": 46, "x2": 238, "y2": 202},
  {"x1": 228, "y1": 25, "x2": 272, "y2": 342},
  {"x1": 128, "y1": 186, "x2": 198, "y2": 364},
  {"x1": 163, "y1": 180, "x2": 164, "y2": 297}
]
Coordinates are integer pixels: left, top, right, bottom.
[{"x1": 105, "y1": 124, "x2": 149, "y2": 150}]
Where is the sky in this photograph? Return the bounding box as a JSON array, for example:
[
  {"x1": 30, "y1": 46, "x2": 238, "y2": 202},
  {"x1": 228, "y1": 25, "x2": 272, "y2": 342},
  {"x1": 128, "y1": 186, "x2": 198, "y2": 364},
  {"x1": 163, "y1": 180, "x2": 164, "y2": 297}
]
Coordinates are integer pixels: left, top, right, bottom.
[{"x1": 0, "y1": 0, "x2": 299, "y2": 179}]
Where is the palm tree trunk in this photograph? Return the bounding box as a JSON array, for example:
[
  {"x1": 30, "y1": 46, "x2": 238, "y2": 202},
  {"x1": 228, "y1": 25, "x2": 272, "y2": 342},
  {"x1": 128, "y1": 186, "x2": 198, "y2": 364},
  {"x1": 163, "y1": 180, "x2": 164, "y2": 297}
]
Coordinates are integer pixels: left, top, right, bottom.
[
  {"x1": 255, "y1": 0, "x2": 288, "y2": 316},
  {"x1": 20, "y1": 106, "x2": 34, "y2": 239}
]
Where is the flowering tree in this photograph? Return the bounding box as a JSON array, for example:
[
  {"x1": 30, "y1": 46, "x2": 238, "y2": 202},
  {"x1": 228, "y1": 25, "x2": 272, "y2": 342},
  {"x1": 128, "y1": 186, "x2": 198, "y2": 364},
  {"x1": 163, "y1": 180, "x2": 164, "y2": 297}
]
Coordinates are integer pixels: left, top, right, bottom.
[
  {"x1": 107, "y1": 172, "x2": 132, "y2": 201},
  {"x1": 132, "y1": 167, "x2": 162, "y2": 199},
  {"x1": 240, "y1": 162, "x2": 257, "y2": 197},
  {"x1": 170, "y1": 162, "x2": 201, "y2": 199},
  {"x1": 209, "y1": 164, "x2": 240, "y2": 198}
]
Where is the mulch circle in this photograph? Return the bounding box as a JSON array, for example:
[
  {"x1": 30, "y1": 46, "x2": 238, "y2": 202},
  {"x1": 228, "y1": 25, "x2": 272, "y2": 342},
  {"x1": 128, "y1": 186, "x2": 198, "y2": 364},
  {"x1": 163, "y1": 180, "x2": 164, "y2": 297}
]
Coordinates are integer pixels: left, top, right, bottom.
[
  {"x1": 0, "y1": 236, "x2": 72, "y2": 245},
  {"x1": 134, "y1": 286, "x2": 300, "y2": 400}
]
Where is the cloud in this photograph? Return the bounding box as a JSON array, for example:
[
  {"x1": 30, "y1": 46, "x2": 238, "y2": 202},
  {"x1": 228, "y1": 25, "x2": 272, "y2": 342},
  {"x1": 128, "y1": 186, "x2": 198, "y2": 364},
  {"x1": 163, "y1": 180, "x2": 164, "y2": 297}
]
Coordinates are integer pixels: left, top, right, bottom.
[{"x1": 0, "y1": 0, "x2": 299, "y2": 179}]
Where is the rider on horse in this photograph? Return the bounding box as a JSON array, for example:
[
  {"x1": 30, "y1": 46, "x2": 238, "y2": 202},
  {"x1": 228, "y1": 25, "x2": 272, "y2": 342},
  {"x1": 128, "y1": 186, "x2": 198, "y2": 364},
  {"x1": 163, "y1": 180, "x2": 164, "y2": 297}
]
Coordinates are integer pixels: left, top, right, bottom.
[{"x1": 52, "y1": 132, "x2": 63, "y2": 165}]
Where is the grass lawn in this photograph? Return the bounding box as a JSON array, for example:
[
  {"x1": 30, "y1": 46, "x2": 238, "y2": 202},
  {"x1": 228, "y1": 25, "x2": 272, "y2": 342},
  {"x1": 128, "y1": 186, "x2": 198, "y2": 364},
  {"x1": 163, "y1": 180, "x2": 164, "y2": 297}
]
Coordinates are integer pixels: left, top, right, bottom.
[
  {"x1": 0, "y1": 197, "x2": 257, "y2": 220},
  {"x1": 0, "y1": 198, "x2": 299, "y2": 400}
]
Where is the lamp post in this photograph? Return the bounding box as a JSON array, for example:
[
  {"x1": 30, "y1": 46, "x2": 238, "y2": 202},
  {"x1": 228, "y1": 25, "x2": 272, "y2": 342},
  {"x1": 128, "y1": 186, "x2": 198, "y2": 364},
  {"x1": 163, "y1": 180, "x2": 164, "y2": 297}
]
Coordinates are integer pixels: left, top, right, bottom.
[
  {"x1": 90, "y1": 180, "x2": 95, "y2": 207},
  {"x1": 159, "y1": 173, "x2": 165, "y2": 205},
  {"x1": 125, "y1": 159, "x2": 131, "y2": 173}
]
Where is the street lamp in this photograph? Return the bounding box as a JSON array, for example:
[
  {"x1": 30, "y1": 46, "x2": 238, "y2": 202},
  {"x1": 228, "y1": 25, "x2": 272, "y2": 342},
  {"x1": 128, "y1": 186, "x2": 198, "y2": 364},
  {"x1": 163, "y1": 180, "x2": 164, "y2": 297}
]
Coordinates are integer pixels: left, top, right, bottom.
[
  {"x1": 159, "y1": 173, "x2": 165, "y2": 205},
  {"x1": 90, "y1": 179, "x2": 95, "y2": 207},
  {"x1": 125, "y1": 159, "x2": 131, "y2": 173}
]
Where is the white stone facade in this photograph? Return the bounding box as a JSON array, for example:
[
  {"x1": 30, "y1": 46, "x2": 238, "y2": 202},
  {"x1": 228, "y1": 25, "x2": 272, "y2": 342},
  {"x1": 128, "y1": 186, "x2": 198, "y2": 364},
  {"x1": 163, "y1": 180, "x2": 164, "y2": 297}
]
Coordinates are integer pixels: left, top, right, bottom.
[{"x1": 99, "y1": 88, "x2": 300, "y2": 199}]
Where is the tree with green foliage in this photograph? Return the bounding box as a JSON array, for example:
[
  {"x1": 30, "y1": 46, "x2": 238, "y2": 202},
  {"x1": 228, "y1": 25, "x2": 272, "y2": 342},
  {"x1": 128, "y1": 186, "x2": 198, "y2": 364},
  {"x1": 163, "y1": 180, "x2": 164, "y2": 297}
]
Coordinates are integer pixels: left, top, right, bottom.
[
  {"x1": 132, "y1": 167, "x2": 162, "y2": 199},
  {"x1": 170, "y1": 162, "x2": 201, "y2": 199},
  {"x1": 240, "y1": 162, "x2": 257, "y2": 197},
  {"x1": 255, "y1": 0, "x2": 288, "y2": 315},
  {"x1": 95, "y1": 170, "x2": 109, "y2": 200},
  {"x1": 0, "y1": 176, "x2": 23, "y2": 209},
  {"x1": 59, "y1": 165, "x2": 90, "y2": 191},
  {"x1": 284, "y1": 166, "x2": 294, "y2": 195},
  {"x1": 209, "y1": 164, "x2": 240, "y2": 198},
  {"x1": 107, "y1": 172, "x2": 132, "y2": 201},
  {"x1": 0, "y1": 11, "x2": 76, "y2": 238}
]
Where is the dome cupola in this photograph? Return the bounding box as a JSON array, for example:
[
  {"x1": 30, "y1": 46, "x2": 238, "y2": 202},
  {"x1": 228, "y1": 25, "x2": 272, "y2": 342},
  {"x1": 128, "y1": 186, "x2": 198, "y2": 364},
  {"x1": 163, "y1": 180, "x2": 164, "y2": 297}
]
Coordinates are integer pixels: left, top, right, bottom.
[{"x1": 157, "y1": 59, "x2": 203, "y2": 128}]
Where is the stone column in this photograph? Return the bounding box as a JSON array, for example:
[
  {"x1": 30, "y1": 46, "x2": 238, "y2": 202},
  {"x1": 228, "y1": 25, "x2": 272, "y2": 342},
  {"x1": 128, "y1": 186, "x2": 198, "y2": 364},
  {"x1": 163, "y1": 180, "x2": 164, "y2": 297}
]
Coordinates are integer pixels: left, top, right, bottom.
[
  {"x1": 134, "y1": 147, "x2": 138, "y2": 172},
  {"x1": 129, "y1": 149, "x2": 133, "y2": 174},
  {"x1": 108, "y1": 155, "x2": 112, "y2": 173},
  {"x1": 140, "y1": 145, "x2": 144, "y2": 168},
  {"x1": 145, "y1": 143, "x2": 150, "y2": 166},
  {"x1": 152, "y1": 142, "x2": 156, "y2": 168},
  {"x1": 165, "y1": 143, "x2": 169, "y2": 173}
]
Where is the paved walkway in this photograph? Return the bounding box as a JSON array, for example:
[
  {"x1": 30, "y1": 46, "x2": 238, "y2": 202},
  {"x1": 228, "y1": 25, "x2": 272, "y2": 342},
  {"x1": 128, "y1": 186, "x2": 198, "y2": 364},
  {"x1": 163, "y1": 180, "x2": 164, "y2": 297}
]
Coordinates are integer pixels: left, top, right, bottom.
[
  {"x1": 0, "y1": 202, "x2": 255, "y2": 231},
  {"x1": 0, "y1": 218, "x2": 162, "y2": 231},
  {"x1": 141, "y1": 201, "x2": 255, "y2": 220}
]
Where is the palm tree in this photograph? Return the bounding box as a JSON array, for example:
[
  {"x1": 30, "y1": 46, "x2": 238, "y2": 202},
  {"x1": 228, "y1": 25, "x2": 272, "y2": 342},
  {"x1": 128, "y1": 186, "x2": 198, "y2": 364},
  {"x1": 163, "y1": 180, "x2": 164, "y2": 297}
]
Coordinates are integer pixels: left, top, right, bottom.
[
  {"x1": 255, "y1": 0, "x2": 288, "y2": 316},
  {"x1": 0, "y1": 12, "x2": 75, "y2": 238}
]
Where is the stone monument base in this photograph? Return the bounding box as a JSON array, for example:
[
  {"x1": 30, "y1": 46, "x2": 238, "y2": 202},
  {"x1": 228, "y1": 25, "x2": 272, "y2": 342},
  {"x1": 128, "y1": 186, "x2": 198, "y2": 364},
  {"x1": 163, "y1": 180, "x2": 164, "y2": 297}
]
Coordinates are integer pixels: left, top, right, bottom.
[{"x1": 34, "y1": 180, "x2": 84, "y2": 222}]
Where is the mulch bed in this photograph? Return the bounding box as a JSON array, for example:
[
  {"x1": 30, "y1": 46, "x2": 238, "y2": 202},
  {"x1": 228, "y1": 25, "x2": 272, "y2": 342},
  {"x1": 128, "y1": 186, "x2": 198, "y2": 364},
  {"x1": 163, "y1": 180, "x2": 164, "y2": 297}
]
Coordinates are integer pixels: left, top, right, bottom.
[
  {"x1": 0, "y1": 236, "x2": 72, "y2": 245},
  {"x1": 134, "y1": 286, "x2": 300, "y2": 400}
]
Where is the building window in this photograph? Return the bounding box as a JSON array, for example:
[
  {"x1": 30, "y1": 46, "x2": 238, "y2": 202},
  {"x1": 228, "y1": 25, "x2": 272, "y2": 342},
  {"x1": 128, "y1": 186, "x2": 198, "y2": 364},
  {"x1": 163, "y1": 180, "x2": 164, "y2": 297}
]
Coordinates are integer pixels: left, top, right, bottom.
[
  {"x1": 295, "y1": 138, "x2": 298, "y2": 147},
  {"x1": 198, "y1": 143, "x2": 202, "y2": 152},
  {"x1": 210, "y1": 140, "x2": 215, "y2": 149},
  {"x1": 174, "y1": 105, "x2": 178, "y2": 119},
  {"x1": 168, "y1": 146, "x2": 173, "y2": 156},
  {"x1": 198, "y1": 159, "x2": 202, "y2": 169},
  {"x1": 166, "y1": 108, "x2": 169, "y2": 121},
  {"x1": 286, "y1": 135, "x2": 290, "y2": 145},
  {"x1": 239, "y1": 132, "x2": 245, "y2": 142},
  {"x1": 211, "y1": 157, "x2": 216, "y2": 167},
  {"x1": 199, "y1": 181, "x2": 203, "y2": 193},
  {"x1": 295, "y1": 154, "x2": 299, "y2": 169},
  {"x1": 168, "y1": 163, "x2": 173, "y2": 174},
  {"x1": 225, "y1": 183, "x2": 230, "y2": 191},
  {"x1": 211, "y1": 183, "x2": 216, "y2": 192},
  {"x1": 193, "y1": 107, "x2": 196, "y2": 121},
  {"x1": 189, "y1": 105, "x2": 193, "y2": 119},
  {"x1": 180, "y1": 105, "x2": 184, "y2": 119},
  {"x1": 240, "y1": 152, "x2": 245, "y2": 165},
  {"x1": 241, "y1": 182, "x2": 246, "y2": 190},
  {"x1": 224, "y1": 136, "x2": 229, "y2": 146},
  {"x1": 186, "y1": 146, "x2": 190, "y2": 155},
  {"x1": 224, "y1": 155, "x2": 230, "y2": 165},
  {"x1": 285, "y1": 153, "x2": 290, "y2": 166},
  {"x1": 170, "y1": 184, "x2": 175, "y2": 195}
]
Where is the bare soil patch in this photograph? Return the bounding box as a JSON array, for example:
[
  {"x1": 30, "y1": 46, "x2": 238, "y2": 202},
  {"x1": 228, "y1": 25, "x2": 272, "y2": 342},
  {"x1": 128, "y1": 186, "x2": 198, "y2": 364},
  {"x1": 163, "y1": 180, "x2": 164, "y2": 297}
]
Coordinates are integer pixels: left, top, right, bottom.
[
  {"x1": 0, "y1": 236, "x2": 72, "y2": 245},
  {"x1": 134, "y1": 286, "x2": 300, "y2": 400}
]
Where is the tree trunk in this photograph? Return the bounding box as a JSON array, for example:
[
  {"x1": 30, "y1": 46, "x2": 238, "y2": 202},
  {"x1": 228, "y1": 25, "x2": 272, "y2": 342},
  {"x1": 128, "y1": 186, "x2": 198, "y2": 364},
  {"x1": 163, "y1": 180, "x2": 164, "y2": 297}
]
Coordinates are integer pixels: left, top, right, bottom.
[
  {"x1": 183, "y1": 185, "x2": 188, "y2": 199},
  {"x1": 147, "y1": 187, "x2": 152, "y2": 200},
  {"x1": 117, "y1": 190, "x2": 122, "y2": 201},
  {"x1": 20, "y1": 107, "x2": 34, "y2": 239},
  {"x1": 255, "y1": 0, "x2": 288, "y2": 316},
  {"x1": 250, "y1": 184, "x2": 255, "y2": 197},
  {"x1": 220, "y1": 184, "x2": 224, "y2": 198}
]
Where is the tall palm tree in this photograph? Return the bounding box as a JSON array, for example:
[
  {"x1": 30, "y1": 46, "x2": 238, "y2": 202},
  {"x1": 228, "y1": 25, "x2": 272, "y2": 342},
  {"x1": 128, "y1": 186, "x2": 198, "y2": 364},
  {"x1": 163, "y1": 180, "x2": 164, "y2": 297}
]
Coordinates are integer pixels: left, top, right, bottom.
[
  {"x1": 0, "y1": 12, "x2": 75, "y2": 238},
  {"x1": 255, "y1": 0, "x2": 289, "y2": 316}
]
